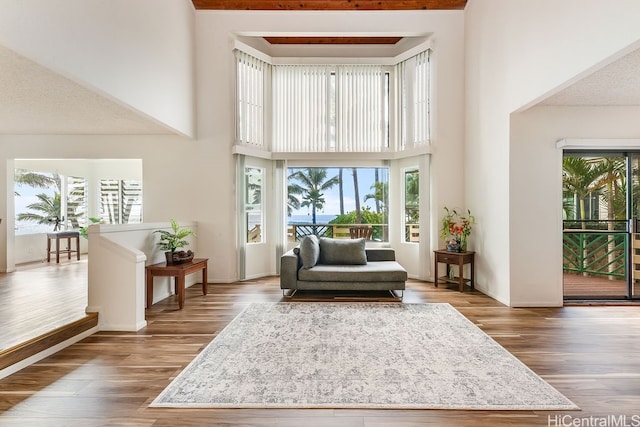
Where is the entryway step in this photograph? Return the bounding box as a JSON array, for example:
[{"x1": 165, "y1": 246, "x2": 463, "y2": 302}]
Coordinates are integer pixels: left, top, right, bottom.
[{"x1": 0, "y1": 313, "x2": 98, "y2": 371}]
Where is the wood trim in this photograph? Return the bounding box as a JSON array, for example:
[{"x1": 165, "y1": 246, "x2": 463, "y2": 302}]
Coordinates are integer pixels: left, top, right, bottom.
[
  {"x1": 193, "y1": 0, "x2": 467, "y2": 10},
  {"x1": 0, "y1": 313, "x2": 98, "y2": 370},
  {"x1": 264, "y1": 37, "x2": 403, "y2": 45}
]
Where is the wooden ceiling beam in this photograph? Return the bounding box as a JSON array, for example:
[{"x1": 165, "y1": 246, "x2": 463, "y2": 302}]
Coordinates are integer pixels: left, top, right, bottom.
[
  {"x1": 264, "y1": 36, "x2": 403, "y2": 44},
  {"x1": 192, "y1": 0, "x2": 467, "y2": 10}
]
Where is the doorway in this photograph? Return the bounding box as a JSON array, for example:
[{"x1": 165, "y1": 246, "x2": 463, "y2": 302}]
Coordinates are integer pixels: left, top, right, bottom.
[{"x1": 562, "y1": 152, "x2": 639, "y2": 300}]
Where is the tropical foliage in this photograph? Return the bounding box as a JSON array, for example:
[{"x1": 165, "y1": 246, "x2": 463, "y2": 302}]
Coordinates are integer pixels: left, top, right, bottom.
[
  {"x1": 562, "y1": 156, "x2": 627, "y2": 224},
  {"x1": 154, "y1": 219, "x2": 196, "y2": 252},
  {"x1": 288, "y1": 168, "x2": 339, "y2": 224}
]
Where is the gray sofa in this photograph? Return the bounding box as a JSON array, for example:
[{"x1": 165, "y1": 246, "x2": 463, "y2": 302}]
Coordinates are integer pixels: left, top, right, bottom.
[{"x1": 280, "y1": 236, "x2": 407, "y2": 298}]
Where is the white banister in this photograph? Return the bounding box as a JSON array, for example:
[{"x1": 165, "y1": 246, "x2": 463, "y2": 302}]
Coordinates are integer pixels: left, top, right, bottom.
[{"x1": 87, "y1": 221, "x2": 197, "y2": 331}]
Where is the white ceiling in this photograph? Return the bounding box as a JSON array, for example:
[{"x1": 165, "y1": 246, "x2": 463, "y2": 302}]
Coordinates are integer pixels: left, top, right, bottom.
[
  {"x1": 0, "y1": 45, "x2": 173, "y2": 135},
  {"x1": 540, "y1": 46, "x2": 640, "y2": 107}
]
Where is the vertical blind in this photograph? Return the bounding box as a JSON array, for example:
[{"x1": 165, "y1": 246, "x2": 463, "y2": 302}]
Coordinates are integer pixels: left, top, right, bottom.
[
  {"x1": 236, "y1": 50, "x2": 269, "y2": 148},
  {"x1": 334, "y1": 66, "x2": 388, "y2": 152},
  {"x1": 272, "y1": 65, "x2": 388, "y2": 153},
  {"x1": 272, "y1": 65, "x2": 330, "y2": 152},
  {"x1": 235, "y1": 49, "x2": 430, "y2": 154},
  {"x1": 396, "y1": 50, "x2": 431, "y2": 150}
]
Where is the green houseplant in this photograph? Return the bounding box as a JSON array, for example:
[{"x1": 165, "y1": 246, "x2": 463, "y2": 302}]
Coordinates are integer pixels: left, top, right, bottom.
[{"x1": 154, "y1": 219, "x2": 196, "y2": 264}]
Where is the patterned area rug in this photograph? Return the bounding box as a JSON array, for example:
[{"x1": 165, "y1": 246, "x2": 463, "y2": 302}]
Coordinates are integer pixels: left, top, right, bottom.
[{"x1": 151, "y1": 302, "x2": 578, "y2": 410}]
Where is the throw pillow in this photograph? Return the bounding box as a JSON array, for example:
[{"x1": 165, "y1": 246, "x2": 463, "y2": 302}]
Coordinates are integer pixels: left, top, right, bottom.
[
  {"x1": 319, "y1": 237, "x2": 367, "y2": 265},
  {"x1": 299, "y1": 235, "x2": 320, "y2": 269}
]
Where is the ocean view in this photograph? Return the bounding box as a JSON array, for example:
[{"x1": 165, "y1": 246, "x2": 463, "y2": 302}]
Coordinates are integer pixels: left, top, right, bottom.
[{"x1": 288, "y1": 214, "x2": 337, "y2": 224}]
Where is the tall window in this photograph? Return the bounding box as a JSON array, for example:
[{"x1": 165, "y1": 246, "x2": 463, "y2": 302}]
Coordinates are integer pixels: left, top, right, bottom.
[
  {"x1": 404, "y1": 168, "x2": 420, "y2": 243},
  {"x1": 245, "y1": 167, "x2": 264, "y2": 243},
  {"x1": 398, "y1": 50, "x2": 431, "y2": 149},
  {"x1": 100, "y1": 179, "x2": 142, "y2": 224},
  {"x1": 236, "y1": 50, "x2": 269, "y2": 148}
]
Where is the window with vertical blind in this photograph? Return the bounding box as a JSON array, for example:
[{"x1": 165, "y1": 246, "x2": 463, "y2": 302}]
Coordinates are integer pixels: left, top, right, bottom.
[
  {"x1": 272, "y1": 65, "x2": 389, "y2": 152},
  {"x1": 235, "y1": 48, "x2": 430, "y2": 155},
  {"x1": 236, "y1": 50, "x2": 270, "y2": 148},
  {"x1": 397, "y1": 50, "x2": 430, "y2": 150}
]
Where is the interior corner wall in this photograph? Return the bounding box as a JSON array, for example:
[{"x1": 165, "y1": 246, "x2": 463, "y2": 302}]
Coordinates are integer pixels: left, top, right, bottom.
[
  {"x1": 0, "y1": 0, "x2": 196, "y2": 137},
  {"x1": 464, "y1": 0, "x2": 640, "y2": 306},
  {"x1": 510, "y1": 106, "x2": 640, "y2": 306}
]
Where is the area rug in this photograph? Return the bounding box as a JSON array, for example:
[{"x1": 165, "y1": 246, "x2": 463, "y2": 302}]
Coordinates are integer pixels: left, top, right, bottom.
[{"x1": 150, "y1": 302, "x2": 578, "y2": 410}]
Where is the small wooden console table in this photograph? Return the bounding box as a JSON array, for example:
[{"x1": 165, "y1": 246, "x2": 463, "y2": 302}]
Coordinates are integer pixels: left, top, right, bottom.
[
  {"x1": 146, "y1": 258, "x2": 208, "y2": 309},
  {"x1": 434, "y1": 250, "x2": 475, "y2": 292}
]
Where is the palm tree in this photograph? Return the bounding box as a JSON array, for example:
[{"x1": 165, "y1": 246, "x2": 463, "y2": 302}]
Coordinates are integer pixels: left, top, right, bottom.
[
  {"x1": 352, "y1": 168, "x2": 362, "y2": 223},
  {"x1": 562, "y1": 157, "x2": 606, "y2": 226},
  {"x1": 14, "y1": 169, "x2": 57, "y2": 195},
  {"x1": 289, "y1": 168, "x2": 339, "y2": 224},
  {"x1": 364, "y1": 181, "x2": 389, "y2": 216},
  {"x1": 17, "y1": 192, "x2": 62, "y2": 230},
  {"x1": 338, "y1": 168, "x2": 345, "y2": 215}
]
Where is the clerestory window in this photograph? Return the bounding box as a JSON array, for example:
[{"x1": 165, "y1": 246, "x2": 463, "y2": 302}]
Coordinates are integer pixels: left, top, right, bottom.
[{"x1": 235, "y1": 48, "x2": 430, "y2": 154}]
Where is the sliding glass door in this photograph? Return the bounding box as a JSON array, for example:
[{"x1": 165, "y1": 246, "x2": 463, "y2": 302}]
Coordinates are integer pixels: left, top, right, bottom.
[{"x1": 562, "y1": 152, "x2": 639, "y2": 300}]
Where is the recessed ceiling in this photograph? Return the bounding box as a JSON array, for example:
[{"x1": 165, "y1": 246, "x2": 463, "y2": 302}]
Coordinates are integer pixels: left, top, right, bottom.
[
  {"x1": 540, "y1": 47, "x2": 640, "y2": 107},
  {"x1": 0, "y1": 45, "x2": 174, "y2": 135},
  {"x1": 192, "y1": 0, "x2": 467, "y2": 10}
]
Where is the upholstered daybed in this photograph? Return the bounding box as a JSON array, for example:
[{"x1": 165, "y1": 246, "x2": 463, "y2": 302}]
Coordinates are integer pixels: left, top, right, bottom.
[{"x1": 280, "y1": 236, "x2": 407, "y2": 298}]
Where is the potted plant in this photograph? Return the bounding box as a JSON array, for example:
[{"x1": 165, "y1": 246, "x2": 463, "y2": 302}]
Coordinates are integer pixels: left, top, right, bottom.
[
  {"x1": 154, "y1": 219, "x2": 196, "y2": 264},
  {"x1": 440, "y1": 207, "x2": 475, "y2": 252},
  {"x1": 79, "y1": 217, "x2": 102, "y2": 239}
]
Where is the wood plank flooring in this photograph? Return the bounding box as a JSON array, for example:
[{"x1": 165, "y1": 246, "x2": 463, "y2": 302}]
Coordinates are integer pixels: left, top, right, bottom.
[
  {"x1": 1, "y1": 271, "x2": 640, "y2": 426},
  {"x1": 0, "y1": 258, "x2": 89, "y2": 351}
]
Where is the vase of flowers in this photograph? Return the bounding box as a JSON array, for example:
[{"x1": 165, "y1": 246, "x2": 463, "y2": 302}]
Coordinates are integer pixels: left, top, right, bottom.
[{"x1": 440, "y1": 207, "x2": 475, "y2": 252}]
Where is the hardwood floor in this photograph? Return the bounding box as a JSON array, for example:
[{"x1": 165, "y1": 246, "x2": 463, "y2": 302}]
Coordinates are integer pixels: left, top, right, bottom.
[
  {"x1": 0, "y1": 258, "x2": 89, "y2": 351},
  {"x1": 1, "y1": 270, "x2": 639, "y2": 426}
]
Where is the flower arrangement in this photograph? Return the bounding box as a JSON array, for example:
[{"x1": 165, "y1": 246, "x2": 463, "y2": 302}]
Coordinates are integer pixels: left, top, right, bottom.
[{"x1": 440, "y1": 207, "x2": 475, "y2": 252}]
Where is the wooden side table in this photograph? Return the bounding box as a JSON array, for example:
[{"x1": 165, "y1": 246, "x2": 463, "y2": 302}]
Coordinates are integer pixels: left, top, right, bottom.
[
  {"x1": 434, "y1": 250, "x2": 475, "y2": 292},
  {"x1": 145, "y1": 258, "x2": 208, "y2": 309}
]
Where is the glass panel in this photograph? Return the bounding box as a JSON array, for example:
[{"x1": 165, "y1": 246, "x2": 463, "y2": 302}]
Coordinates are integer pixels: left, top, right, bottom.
[
  {"x1": 66, "y1": 176, "x2": 87, "y2": 230},
  {"x1": 404, "y1": 168, "x2": 419, "y2": 243},
  {"x1": 14, "y1": 169, "x2": 60, "y2": 234},
  {"x1": 246, "y1": 167, "x2": 263, "y2": 243},
  {"x1": 562, "y1": 154, "x2": 629, "y2": 299},
  {"x1": 287, "y1": 167, "x2": 389, "y2": 242},
  {"x1": 630, "y1": 154, "x2": 640, "y2": 298}
]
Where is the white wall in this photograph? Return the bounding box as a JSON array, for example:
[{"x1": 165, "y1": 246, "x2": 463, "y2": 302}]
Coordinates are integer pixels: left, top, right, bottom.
[
  {"x1": 465, "y1": 0, "x2": 640, "y2": 305},
  {"x1": 0, "y1": 0, "x2": 196, "y2": 137},
  {"x1": 196, "y1": 10, "x2": 466, "y2": 282},
  {"x1": 510, "y1": 106, "x2": 640, "y2": 306}
]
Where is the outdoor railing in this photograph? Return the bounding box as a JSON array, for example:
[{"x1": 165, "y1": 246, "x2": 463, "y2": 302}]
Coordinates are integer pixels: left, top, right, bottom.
[
  {"x1": 562, "y1": 220, "x2": 628, "y2": 279},
  {"x1": 288, "y1": 223, "x2": 420, "y2": 242}
]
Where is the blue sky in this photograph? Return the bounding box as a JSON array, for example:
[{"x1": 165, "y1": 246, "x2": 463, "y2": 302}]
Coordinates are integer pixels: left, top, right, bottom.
[{"x1": 288, "y1": 167, "x2": 387, "y2": 218}]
